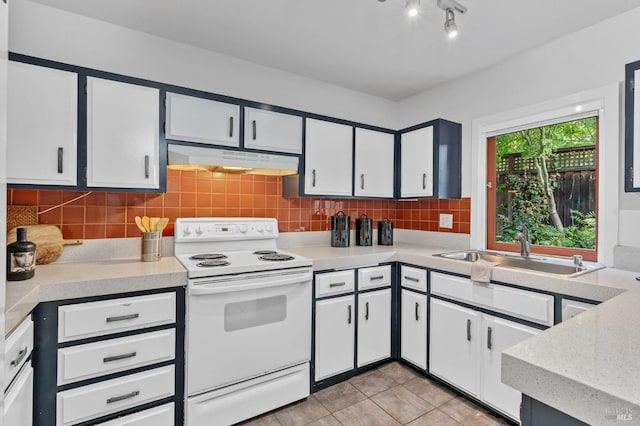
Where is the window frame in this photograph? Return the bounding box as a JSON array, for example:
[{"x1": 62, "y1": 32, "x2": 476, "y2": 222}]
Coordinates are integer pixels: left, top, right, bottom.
[{"x1": 485, "y1": 127, "x2": 599, "y2": 261}]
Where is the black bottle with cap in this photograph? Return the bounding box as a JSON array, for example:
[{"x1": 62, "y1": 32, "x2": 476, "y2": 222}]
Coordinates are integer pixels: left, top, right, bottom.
[{"x1": 7, "y1": 227, "x2": 36, "y2": 281}]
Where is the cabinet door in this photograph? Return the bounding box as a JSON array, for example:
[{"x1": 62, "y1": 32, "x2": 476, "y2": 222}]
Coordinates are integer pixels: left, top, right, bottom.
[
  {"x1": 314, "y1": 295, "x2": 354, "y2": 381},
  {"x1": 400, "y1": 126, "x2": 433, "y2": 197},
  {"x1": 481, "y1": 315, "x2": 539, "y2": 421},
  {"x1": 7, "y1": 61, "x2": 77, "y2": 185},
  {"x1": 87, "y1": 77, "x2": 159, "y2": 189},
  {"x1": 244, "y1": 107, "x2": 302, "y2": 154},
  {"x1": 429, "y1": 298, "x2": 480, "y2": 396},
  {"x1": 304, "y1": 118, "x2": 352, "y2": 196},
  {"x1": 166, "y1": 92, "x2": 239, "y2": 147},
  {"x1": 354, "y1": 128, "x2": 395, "y2": 198},
  {"x1": 401, "y1": 289, "x2": 427, "y2": 370},
  {"x1": 561, "y1": 299, "x2": 596, "y2": 322},
  {"x1": 357, "y1": 289, "x2": 391, "y2": 367}
]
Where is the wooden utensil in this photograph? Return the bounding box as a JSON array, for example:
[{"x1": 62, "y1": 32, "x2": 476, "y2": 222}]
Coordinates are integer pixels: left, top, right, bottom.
[
  {"x1": 156, "y1": 218, "x2": 170, "y2": 233},
  {"x1": 150, "y1": 217, "x2": 160, "y2": 233},
  {"x1": 134, "y1": 216, "x2": 147, "y2": 233},
  {"x1": 141, "y1": 216, "x2": 151, "y2": 232},
  {"x1": 7, "y1": 225, "x2": 83, "y2": 265}
]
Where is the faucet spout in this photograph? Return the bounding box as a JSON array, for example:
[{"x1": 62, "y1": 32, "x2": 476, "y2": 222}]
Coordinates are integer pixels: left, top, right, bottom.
[{"x1": 514, "y1": 225, "x2": 531, "y2": 259}]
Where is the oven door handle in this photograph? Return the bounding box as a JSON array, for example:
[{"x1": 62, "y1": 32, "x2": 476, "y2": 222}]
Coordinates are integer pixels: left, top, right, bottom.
[{"x1": 190, "y1": 274, "x2": 311, "y2": 295}]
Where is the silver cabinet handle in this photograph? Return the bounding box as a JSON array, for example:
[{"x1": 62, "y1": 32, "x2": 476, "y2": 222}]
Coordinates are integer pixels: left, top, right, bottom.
[
  {"x1": 252, "y1": 120, "x2": 257, "y2": 140},
  {"x1": 467, "y1": 319, "x2": 472, "y2": 341},
  {"x1": 404, "y1": 276, "x2": 419, "y2": 282},
  {"x1": 144, "y1": 155, "x2": 150, "y2": 179},
  {"x1": 422, "y1": 173, "x2": 427, "y2": 190},
  {"x1": 365, "y1": 302, "x2": 369, "y2": 320},
  {"x1": 312, "y1": 169, "x2": 316, "y2": 187},
  {"x1": 415, "y1": 302, "x2": 419, "y2": 321},
  {"x1": 229, "y1": 116, "x2": 234, "y2": 138},
  {"x1": 57, "y1": 147, "x2": 64, "y2": 174},
  {"x1": 329, "y1": 282, "x2": 346, "y2": 288},
  {"x1": 106, "y1": 313, "x2": 139, "y2": 323},
  {"x1": 348, "y1": 305, "x2": 352, "y2": 324},
  {"x1": 10, "y1": 347, "x2": 28, "y2": 367},
  {"x1": 487, "y1": 327, "x2": 493, "y2": 350},
  {"x1": 360, "y1": 173, "x2": 365, "y2": 190},
  {"x1": 107, "y1": 390, "x2": 140, "y2": 404},
  {"x1": 370, "y1": 275, "x2": 384, "y2": 281},
  {"x1": 103, "y1": 352, "x2": 137, "y2": 363}
]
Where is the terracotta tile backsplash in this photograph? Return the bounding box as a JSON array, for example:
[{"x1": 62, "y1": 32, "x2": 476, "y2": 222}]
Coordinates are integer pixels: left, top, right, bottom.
[{"x1": 7, "y1": 169, "x2": 471, "y2": 239}]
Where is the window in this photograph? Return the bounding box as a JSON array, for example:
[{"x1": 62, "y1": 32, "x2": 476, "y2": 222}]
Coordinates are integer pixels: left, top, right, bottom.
[{"x1": 486, "y1": 116, "x2": 598, "y2": 261}]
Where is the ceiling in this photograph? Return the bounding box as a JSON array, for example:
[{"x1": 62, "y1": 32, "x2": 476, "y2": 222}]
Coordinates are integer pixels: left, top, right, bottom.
[{"x1": 27, "y1": 0, "x2": 640, "y2": 101}]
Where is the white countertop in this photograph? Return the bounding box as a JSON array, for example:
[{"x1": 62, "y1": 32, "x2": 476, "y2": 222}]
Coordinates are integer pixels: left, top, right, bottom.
[{"x1": 6, "y1": 238, "x2": 640, "y2": 425}]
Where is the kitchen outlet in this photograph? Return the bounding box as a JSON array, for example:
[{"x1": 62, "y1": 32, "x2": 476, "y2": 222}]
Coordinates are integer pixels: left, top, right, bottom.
[{"x1": 439, "y1": 214, "x2": 453, "y2": 229}]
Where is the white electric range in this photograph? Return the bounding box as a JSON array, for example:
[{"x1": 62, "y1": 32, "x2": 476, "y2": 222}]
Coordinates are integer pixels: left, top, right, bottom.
[{"x1": 174, "y1": 218, "x2": 312, "y2": 426}]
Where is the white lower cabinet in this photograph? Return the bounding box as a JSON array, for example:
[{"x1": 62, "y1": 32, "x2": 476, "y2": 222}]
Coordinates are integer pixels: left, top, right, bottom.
[
  {"x1": 400, "y1": 289, "x2": 427, "y2": 370},
  {"x1": 429, "y1": 298, "x2": 540, "y2": 422},
  {"x1": 314, "y1": 295, "x2": 355, "y2": 381},
  {"x1": 481, "y1": 315, "x2": 539, "y2": 420},
  {"x1": 357, "y1": 289, "x2": 391, "y2": 367},
  {"x1": 429, "y1": 298, "x2": 481, "y2": 396}
]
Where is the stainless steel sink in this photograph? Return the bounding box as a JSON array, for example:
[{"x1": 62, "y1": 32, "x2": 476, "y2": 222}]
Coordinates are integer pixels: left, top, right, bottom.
[{"x1": 435, "y1": 250, "x2": 603, "y2": 277}]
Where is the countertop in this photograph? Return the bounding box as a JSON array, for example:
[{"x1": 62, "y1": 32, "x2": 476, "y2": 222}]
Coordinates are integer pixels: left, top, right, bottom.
[
  {"x1": 6, "y1": 241, "x2": 640, "y2": 425},
  {"x1": 5, "y1": 256, "x2": 188, "y2": 335}
]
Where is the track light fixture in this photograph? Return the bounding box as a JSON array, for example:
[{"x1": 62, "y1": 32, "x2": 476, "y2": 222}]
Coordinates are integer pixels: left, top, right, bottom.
[
  {"x1": 444, "y1": 9, "x2": 458, "y2": 38},
  {"x1": 406, "y1": 0, "x2": 420, "y2": 18}
]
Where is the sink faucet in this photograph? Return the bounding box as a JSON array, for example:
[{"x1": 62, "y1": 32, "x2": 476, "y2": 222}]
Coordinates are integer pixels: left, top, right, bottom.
[{"x1": 514, "y1": 225, "x2": 531, "y2": 259}]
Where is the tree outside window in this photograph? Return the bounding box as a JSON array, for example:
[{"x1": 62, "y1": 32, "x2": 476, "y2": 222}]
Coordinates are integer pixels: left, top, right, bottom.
[{"x1": 488, "y1": 117, "x2": 597, "y2": 258}]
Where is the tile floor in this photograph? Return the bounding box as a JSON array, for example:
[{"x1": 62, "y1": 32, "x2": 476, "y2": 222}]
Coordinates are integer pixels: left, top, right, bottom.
[{"x1": 239, "y1": 362, "x2": 512, "y2": 426}]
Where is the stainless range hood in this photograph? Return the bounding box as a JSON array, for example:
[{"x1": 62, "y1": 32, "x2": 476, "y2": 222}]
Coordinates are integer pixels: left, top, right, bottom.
[{"x1": 168, "y1": 144, "x2": 299, "y2": 176}]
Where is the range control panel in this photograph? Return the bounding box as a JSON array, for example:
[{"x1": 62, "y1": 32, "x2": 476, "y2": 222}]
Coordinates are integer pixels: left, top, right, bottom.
[{"x1": 174, "y1": 218, "x2": 278, "y2": 242}]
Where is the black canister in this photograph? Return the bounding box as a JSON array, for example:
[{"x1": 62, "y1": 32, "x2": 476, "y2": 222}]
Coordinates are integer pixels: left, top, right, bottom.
[
  {"x1": 331, "y1": 211, "x2": 350, "y2": 247},
  {"x1": 378, "y1": 219, "x2": 394, "y2": 246},
  {"x1": 355, "y1": 214, "x2": 373, "y2": 246},
  {"x1": 7, "y1": 227, "x2": 36, "y2": 281}
]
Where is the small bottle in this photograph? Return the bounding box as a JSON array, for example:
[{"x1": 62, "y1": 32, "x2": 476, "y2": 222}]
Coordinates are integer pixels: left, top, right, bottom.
[{"x1": 7, "y1": 227, "x2": 36, "y2": 281}]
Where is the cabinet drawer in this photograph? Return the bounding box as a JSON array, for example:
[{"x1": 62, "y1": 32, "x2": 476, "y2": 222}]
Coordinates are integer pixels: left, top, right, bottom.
[
  {"x1": 96, "y1": 402, "x2": 174, "y2": 426},
  {"x1": 58, "y1": 293, "x2": 176, "y2": 343},
  {"x1": 57, "y1": 329, "x2": 176, "y2": 386},
  {"x1": 315, "y1": 270, "x2": 355, "y2": 297},
  {"x1": 401, "y1": 265, "x2": 427, "y2": 292},
  {"x1": 56, "y1": 365, "x2": 175, "y2": 426},
  {"x1": 5, "y1": 316, "x2": 33, "y2": 388},
  {"x1": 431, "y1": 272, "x2": 554, "y2": 326},
  {"x1": 358, "y1": 265, "x2": 391, "y2": 290}
]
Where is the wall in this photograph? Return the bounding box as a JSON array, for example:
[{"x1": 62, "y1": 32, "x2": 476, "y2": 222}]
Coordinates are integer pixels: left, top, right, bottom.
[
  {"x1": 9, "y1": 0, "x2": 398, "y2": 129},
  {"x1": 7, "y1": 170, "x2": 471, "y2": 239},
  {"x1": 395, "y1": 7, "x2": 640, "y2": 248}
]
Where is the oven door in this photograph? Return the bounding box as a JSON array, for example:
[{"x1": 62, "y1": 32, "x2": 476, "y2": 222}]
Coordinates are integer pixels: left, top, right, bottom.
[{"x1": 187, "y1": 268, "x2": 312, "y2": 396}]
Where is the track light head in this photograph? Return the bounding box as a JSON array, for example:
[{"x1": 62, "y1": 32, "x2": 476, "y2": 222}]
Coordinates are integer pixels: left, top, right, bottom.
[
  {"x1": 444, "y1": 8, "x2": 459, "y2": 38},
  {"x1": 406, "y1": 0, "x2": 420, "y2": 17}
]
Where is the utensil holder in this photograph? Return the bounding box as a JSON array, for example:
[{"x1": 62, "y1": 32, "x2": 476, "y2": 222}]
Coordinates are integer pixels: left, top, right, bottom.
[{"x1": 141, "y1": 232, "x2": 162, "y2": 262}]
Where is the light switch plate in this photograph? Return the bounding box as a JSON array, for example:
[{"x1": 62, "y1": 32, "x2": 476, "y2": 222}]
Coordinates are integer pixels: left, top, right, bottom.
[{"x1": 439, "y1": 213, "x2": 453, "y2": 229}]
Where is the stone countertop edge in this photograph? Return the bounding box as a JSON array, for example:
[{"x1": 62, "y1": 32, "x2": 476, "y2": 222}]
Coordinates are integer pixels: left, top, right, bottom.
[{"x1": 5, "y1": 256, "x2": 188, "y2": 335}]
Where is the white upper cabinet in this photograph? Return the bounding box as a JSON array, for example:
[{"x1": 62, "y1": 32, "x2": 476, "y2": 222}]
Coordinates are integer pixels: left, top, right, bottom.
[
  {"x1": 86, "y1": 77, "x2": 159, "y2": 189},
  {"x1": 354, "y1": 129, "x2": 395, "y2": 198},
  {"x1": 304, "y1": 118, "x2": 353, "y2": 196},
  {"x1": 165, "y1": 92, "x2": 239, "y2": 147},
  {"x1": 244, "y1": 107, "x2": 302, "y2": 154},
  {"x1": 7, "y1": 61, "x2": 78, "y2": 186},
  {"x1": 400, "y1": 126, "x2": 434, "y2": 198}
]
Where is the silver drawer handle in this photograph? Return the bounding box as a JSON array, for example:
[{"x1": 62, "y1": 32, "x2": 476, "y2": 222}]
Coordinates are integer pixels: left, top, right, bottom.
[
  {"x1": 370, "y1": 275, "x2": 384, "y2": 281},
  {"x1": 312, "y1": 169, "x2": 317, "y2": 187},
  {"x1": 103, "y1": 352, "x2": 137, "y2": 363},
  {"x1": 329, "y1": 282, "x2": 346, "y2": 288},
  {"x1": 106, "y1": 313, "x2": 139, "y2": 323},
  {"x1": 467, "y1": 319, "x2": 472, "y2": 341},
  {"x1": 404, "y1": 276, "x2": 420, "y2": 282},
  {"x1": 415, "y1": 302, "x2": 419, "y2": 321},
  {"x1": 106, "y1": 390, "x2": 140, "y2": 404},
  {"x1": 348, "y1": 305, "x2": 352, "y2": 324},
  {"x1": 360, "y1": 174, "x2": 365, "y2": 190},
  {"x1": 10, "y1": 347, "x2": 28, "y2": 367},
  {"x1": 252, "y1": 120, "x2": 257, "y2": 140},
  {"x1": 487, "y1": 326, "x2": 493, "y2": 350},
  {"x1": 365, "y1": 301, "x2": 369, "y2": 320},
  {"x1": 57, "y1": 147, "x2": 64, "y2": 174},
  {"x1": 229, "y1": 116, "x2": 234, "y2": 138},
  {"x1": 144, "y1": 155, "x2": 150, "y2": 179},
  {"x1": 422, "y1": 173, "x2": 427, "y2": 190}
]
